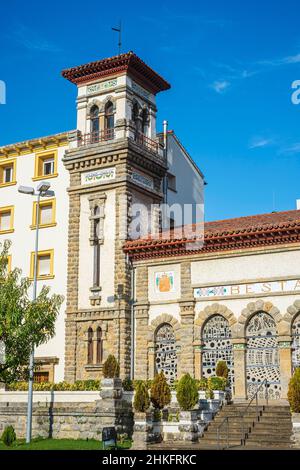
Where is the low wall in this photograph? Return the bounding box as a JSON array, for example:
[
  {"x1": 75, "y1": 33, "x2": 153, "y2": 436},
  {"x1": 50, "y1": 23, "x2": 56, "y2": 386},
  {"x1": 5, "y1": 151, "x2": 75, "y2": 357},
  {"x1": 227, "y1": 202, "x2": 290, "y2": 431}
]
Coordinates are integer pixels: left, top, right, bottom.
[
  {"x1": 0, "y1": 390, "x2": 134, "y2": 403},
  {"x1": 0, "y1": 382, "x2": 134, "y2": 440}
]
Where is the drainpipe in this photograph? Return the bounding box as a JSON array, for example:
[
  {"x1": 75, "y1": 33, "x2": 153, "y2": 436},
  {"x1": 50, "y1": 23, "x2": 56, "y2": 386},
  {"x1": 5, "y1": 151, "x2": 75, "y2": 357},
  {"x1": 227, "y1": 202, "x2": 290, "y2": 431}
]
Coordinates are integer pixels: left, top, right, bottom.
[{"x1": 129, "y1": 256, "x2": 136, "y2": 380}]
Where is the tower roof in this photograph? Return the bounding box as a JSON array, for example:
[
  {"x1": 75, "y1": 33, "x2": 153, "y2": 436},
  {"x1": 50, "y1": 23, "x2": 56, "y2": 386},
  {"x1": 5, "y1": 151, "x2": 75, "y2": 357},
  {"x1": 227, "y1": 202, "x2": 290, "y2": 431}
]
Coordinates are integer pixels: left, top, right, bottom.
[{"x1": 61, "y1": 51, "x2": 171, "y2": 94}]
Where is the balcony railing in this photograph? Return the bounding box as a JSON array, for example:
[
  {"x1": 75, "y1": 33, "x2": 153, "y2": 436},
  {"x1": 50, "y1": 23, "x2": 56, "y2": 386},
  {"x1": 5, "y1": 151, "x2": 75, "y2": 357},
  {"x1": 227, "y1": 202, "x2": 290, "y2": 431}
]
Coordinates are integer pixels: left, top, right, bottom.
[
  {"x1": 78, "y1": 128, "x2": 115, "y2": 146},
  {"x1": 134, "y1": 132, "x2": 159, "y2": 154},
  {"x1": 76, "y1": 128, "x2": 160, "y2": 156}
]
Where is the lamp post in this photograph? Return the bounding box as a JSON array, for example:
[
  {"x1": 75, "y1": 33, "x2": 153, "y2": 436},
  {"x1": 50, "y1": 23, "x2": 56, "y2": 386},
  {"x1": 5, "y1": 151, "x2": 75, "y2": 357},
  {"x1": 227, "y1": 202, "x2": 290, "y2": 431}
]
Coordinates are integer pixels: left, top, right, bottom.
[{"x1": 18, "y1": 181, "x2": 55, "y2": 444}]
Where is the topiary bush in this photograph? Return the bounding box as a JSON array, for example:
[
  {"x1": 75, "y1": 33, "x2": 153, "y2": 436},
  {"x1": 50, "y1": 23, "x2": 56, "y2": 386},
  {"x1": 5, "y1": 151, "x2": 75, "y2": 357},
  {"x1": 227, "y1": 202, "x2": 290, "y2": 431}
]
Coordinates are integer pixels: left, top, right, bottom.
[
  {"x1": 196, "y1": 378, "x2": 208, "y2": 391},
  {"x1": 208, "y1": 376, "x2": 227, "y2": 391},
  {"x1": 122, "y1": 377, "x2": 134, "y2": 391},
  {"x1": 288, "y1": 368, "x2": 300, "y2": 413},
  {"x1": 150, "y1": 372, "x2": 171, "y2": 410},
  {"x1": 176, "y1": 373, "x2": 199, "y2": 411},
  {"x1": 1, "y1": 425, "x2": 16, "y2": 447},
  {"x1": 102, "y1": 355, "x2": 120, "y2": 378},
  {"x1": 216, "y1": 361, "x2": 229, "y2": 379},
  {"x1": 134, "y1": 381, "x2": 150, "y2": 412}
]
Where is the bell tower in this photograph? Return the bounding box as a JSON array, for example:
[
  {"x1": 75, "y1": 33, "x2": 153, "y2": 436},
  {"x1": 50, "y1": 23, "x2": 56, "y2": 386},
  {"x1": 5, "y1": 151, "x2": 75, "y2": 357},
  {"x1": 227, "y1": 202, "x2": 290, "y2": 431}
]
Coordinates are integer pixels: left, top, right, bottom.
[{"x1": 62, "y1": 52, "x2": 170, "y2": 381}]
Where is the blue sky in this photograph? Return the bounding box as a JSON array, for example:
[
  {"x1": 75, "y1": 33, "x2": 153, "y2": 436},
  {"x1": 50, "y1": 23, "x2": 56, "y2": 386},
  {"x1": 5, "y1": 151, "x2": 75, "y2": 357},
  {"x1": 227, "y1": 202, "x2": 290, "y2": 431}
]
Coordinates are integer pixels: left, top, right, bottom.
[{"x1": 0, "y1": 0, "x2": 300, "y2": 221}]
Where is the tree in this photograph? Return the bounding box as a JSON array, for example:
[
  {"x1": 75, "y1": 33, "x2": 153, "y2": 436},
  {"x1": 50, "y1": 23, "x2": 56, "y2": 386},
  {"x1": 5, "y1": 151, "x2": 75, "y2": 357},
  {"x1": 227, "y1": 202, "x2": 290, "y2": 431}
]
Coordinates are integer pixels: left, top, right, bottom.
[
  {"x1": 176, "y1": 373, "x2": 198, "y2": 411},
  {"x1": 150, "y1": 372, "x2": 171, "y2": 409},
  {"x1": 133, "y1": 381, "x2": 150, "y2": 412},
  {"x1": 0, "y1": 241, "x2": 64, "y2": 384},
  {"x1": 288, "y1": 368, "x2": 300, "y2": 413},
  {"x1": 102, "y1": 355, "x2": 120, "y2": 378},
  {"x1": 216, "y1": 360, "x2": 229, "y2": 379}
]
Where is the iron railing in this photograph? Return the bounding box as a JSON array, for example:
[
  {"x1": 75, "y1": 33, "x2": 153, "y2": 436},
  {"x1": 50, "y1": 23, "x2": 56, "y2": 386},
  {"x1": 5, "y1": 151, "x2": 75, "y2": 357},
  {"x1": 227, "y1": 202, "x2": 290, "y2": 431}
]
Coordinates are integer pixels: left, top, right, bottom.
[
  {"x1": 216, "y1": 379, "x2": 269, "y2": 450},
  {"x1": 134, "y1": 132, "x2": 158, "y2": 154},
  {"x1": 78, "y1": 128, "x2": 115, "y2": 146}
]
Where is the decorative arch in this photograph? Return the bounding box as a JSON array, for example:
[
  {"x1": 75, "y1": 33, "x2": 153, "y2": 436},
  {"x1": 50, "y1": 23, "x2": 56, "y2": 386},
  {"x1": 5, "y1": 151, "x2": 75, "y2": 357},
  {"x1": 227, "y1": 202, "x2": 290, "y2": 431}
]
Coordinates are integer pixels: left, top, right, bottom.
[
  {"x1": 102, "y1": 95, "x2": 117, "y2": 111},
  {"x1": 86, "y1": 99, "x2": 102, "y2": 118},
  {"x1": 148, "y1": 314, "x2": 181, "y2": 342},
  {"x1": 245, "y1": 310, "x2": 281, "y2": 399},
  {"x1": 194, "y1": 303, "x2": 236, "y2": 341},
  {"x1": 282, "y1": 299, "x2": 300, "y2": 332},
  {"x1": 237, "y1": 300, "x2": 282, "y2": 338}
]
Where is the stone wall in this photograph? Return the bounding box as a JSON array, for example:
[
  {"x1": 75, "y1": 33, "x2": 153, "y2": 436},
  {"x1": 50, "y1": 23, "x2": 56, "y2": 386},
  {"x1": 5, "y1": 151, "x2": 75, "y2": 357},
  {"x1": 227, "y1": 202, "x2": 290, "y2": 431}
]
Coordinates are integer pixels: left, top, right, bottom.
[{"x1": 0, "y1": 401, "x2": 133, "y2": 440}]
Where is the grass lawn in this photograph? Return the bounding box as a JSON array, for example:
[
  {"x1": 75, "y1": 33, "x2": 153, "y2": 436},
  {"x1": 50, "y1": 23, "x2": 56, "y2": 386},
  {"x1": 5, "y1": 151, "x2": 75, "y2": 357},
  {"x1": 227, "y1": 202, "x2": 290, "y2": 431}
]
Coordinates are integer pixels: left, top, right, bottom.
[{"x1": 0, "y1": 438, "x2": 132, "y2": 451}]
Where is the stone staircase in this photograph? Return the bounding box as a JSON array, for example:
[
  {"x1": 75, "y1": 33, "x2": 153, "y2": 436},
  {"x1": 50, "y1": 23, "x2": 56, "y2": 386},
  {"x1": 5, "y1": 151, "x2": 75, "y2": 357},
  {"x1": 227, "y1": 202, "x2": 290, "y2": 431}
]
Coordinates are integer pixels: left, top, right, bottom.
[{"x1": 198, "y1": 402, "x2": 294, "y2": 449}]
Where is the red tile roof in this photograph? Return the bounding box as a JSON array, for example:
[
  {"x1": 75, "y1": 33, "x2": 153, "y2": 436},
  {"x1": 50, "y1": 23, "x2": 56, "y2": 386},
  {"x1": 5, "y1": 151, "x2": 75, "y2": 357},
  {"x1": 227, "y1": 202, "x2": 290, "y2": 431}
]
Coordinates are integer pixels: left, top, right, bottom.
[
  {"x1": 62, "y1": 51, "x2": 171, "y2": 94},
  {"x1": 124, "y1": 209, "x2": 300, "y2": 260}
]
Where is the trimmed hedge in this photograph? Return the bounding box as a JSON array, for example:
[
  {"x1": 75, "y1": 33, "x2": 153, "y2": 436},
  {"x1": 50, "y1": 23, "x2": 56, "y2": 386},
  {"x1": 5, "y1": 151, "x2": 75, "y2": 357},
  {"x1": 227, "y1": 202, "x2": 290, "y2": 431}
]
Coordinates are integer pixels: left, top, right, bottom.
[
  {"x1": 207, "y1": 376, "x2": 227, "y2": 391},
  {"x1": 288, "y1": 368, "x2": 300, "y2": 412},
  {"x1": 176, "y1": 374, "x2": 198, "y2": 411},
  {"x1": 6, "y1": 380, "x2": 100, "y2": 391}
]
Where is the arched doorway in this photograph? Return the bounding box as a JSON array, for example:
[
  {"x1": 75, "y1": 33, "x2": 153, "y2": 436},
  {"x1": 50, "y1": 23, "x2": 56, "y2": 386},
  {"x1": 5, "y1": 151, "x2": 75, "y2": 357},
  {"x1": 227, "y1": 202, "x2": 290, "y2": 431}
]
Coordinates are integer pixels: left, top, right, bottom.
[
  {"x1": 202, "y1": 315, "x2": 234, "y2": 389},
  {"x1": 246, "y1": 311, "x2": 281, "y2": 399},
  {"x1": 292, "y1": 312, "x2": 300, "y2": 372},
  {"x1": 155, "y1": 323, "x2": 177, "y2": 384}
]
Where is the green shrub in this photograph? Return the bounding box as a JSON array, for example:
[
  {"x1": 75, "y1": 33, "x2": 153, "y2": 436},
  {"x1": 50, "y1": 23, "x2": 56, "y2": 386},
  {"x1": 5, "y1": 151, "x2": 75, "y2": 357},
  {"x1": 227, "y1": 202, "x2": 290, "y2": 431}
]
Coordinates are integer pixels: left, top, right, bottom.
[
  {"x1": 122, "y1": 377, "x2": 134, "y2": 391},
  {"x1": 176, "y1": 373, "x2": 199, "y2": 411},
  {"x1": 102, "y1": 355, "x2": 120, "y2": 378},
  {"x1": 150, "y1": 372, "x2": 171, "y2": 410},
  {"x1": 1, "y1": 425, "x2": 16, "y2": 447},
  {"x1": 207, "y1": 376, "x2": 227, "y2": 391},
  {"x1": 205, "y1": 388, "x2": 214, "y2": 399},
  {"x1": 134, "y1": 381, "x2": 150, "y2": 412},
  {"x1": 288, "y1": 368, "x2": 300, "y2": 412},
  {"x1": 216, "y1": 361, "x2": 229, "y2": 379},
  {"x1": 196, "y1": 378, "x2": 208, "y2": 391},
  {"x1": 6, "y1": 380, "x2": 100, "y2": 391}
]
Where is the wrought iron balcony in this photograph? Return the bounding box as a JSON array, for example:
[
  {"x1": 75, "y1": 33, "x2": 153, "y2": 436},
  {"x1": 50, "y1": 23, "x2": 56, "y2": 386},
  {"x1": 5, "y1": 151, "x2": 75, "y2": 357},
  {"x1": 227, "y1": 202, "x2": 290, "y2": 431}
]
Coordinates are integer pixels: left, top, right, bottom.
[
  {"x1": 74, "y1": 128, "x2": 162, "y2": 158},
  {"x1": 78, "y1": 128, "x2": 115, "y2": 146}
]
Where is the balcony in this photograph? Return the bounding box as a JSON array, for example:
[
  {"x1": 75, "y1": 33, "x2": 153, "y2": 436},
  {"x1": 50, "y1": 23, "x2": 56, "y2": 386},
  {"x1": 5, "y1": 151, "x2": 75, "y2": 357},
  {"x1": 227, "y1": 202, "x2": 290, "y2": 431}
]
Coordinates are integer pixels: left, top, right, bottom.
[{"x1": 73, "y1": 128, "x2": 162, "y2": 157}]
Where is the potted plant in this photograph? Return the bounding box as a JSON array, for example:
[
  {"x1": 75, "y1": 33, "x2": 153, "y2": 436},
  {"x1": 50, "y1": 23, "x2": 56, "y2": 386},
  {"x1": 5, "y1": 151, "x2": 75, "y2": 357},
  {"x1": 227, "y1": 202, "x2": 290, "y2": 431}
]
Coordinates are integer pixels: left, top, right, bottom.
[
  {"x1": 100, "y1": 355, "x2": 122, "y2": 399},
  {"x1": 176, "y1": 373, "x2": 199, "y2": 441},
  {"x1": 132, "y1": 381, "x2": 153, "y2": 449}
]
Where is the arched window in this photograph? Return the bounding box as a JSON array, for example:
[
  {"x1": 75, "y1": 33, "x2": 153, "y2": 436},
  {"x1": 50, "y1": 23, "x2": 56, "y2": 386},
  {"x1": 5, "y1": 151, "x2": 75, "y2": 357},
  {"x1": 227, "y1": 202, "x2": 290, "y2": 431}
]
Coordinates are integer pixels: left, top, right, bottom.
[
  {"x1": 202, "y1": 314, "x2": 234, "y2": 389},
  {"x1": 87, "y1": 328, "x2": 93, "y2": 364},
  {"x1": 104, "y1": 101, "x2": 114, "y2": 131},
  {"x1": 96, "y1": 327, "x2": 103, "y2": 364},
  {"x1": 246, "y1": 311, "x2": 281, "y2": 399},
  {"x1": 292, "y1": 312, "x2": 300, "y2": 372},
  {"x1": 155, "y1": 323, "x2": 177, "y2": 383},
  {"x1": 90, "y1": 105, "x2": 99, "y2": 142},
  {"x1": 141, "y1": 108, "x2": 149, "y2": 135}
]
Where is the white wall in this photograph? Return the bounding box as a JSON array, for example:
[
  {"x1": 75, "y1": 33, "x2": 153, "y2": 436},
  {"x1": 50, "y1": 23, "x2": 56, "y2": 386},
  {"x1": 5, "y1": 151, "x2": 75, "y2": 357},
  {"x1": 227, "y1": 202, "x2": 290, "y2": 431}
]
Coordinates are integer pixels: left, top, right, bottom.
[
  {"x1": 0, "y1": 145, "x2": 69, "y2": 381},
  {"x1": 166, "y1": 134, "x2": 204, "y2": 226}
]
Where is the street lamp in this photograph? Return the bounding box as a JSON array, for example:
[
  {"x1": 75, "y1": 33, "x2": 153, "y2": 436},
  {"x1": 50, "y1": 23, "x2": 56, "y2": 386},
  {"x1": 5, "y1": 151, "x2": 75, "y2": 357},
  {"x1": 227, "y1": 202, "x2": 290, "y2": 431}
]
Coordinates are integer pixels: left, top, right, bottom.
[{"x1": 18, "y1": 181, "x2": 55, "y2": 443}]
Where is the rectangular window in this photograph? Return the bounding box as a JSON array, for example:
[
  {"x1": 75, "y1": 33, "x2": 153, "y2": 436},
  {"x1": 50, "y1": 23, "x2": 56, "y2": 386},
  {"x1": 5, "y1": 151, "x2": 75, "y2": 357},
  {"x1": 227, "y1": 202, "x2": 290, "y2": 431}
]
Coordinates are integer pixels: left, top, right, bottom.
[
  {"x1": 167, "y1": 173, "x2": 177, "y2": 192},
  {"x1": 0, "y1": 206, "x2": 14, "y2": 233},
  {"x1": 0, "y1": 159, "x2": 16, "y2": 187},
  {"x1": 30, "y1": 249, "x2": 54, "y2": 279},
  {"x1": 31, "y1": 199, "x2": 56, "y2": 229},
  {"x1": 34, "y1": 151, "x2": 58, "y2": 180}
]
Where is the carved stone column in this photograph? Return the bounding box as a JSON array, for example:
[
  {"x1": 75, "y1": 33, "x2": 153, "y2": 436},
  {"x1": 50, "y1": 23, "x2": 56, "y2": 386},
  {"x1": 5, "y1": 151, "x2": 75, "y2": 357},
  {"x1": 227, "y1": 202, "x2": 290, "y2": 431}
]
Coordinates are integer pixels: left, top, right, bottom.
[
  {"x1": 232, "y1": 339, "x2": 247, "y2": 401},
  {"x1": 179, "y1": 301, "x2": 195, "y2": 377},
  {"x1": 278, "y1": 336, "x2": 293, "y2": 399}
]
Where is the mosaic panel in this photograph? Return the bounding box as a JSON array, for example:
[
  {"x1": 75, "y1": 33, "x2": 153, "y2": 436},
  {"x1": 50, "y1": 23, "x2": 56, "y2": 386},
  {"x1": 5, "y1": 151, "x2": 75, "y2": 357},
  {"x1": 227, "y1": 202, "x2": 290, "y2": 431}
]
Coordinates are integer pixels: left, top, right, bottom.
[
  {"x1": 155, "y1": 323, "x2": 177, "y2": 383},
  {"x1": 292, "y1": 312, "x2": 300, "y2": 371}
]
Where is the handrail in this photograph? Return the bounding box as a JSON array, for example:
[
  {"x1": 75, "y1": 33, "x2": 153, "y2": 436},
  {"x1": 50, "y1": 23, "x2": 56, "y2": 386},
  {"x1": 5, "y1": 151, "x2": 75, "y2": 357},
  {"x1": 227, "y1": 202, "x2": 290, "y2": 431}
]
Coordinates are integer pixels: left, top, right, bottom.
[{"x1": 216, "y1": 379, "x2": 269, "y2": 450}]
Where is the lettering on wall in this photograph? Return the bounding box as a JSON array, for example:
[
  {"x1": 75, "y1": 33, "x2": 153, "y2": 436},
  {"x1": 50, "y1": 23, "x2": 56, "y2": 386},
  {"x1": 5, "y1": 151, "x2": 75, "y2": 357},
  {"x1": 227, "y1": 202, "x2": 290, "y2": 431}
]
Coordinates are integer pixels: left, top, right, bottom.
[
  {"x1": 131, "y1": 170, "x2": 154, "y2": 190},
  {"x1": 81, "y1": 167, "x2": 116, "y2": 185},
  {"x1": 86, "y1": 79, "x2": 118, "y2": 95},
  {"x1": 194, "y1": 279, "x2": 300, "y2": 299},
  {"x1": 155, "y1": 271, "x2": 175, "y2": 293}
]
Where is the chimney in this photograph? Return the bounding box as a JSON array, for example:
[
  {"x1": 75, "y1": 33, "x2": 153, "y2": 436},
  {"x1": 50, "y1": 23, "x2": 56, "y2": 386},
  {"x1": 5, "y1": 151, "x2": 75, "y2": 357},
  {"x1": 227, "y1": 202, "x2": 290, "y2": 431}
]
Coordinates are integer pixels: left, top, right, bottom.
[{"x1": 297, "y1": 200, "x2": 300, "y2": 210}]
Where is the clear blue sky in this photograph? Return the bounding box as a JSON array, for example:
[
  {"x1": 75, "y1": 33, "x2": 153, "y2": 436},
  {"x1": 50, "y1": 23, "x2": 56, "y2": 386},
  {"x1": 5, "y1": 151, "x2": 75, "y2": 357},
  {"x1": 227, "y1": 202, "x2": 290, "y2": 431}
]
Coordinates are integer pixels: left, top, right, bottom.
[{"x1": 1, "y1": 0, "x2": 300, "y2": 221}]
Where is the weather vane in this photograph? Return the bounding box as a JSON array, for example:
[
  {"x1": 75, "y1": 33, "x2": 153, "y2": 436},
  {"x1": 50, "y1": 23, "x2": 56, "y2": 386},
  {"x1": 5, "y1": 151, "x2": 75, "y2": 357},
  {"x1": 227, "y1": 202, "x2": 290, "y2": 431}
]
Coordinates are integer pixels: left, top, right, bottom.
[{"x1": 112, "y1": 21, "x2": 122, "y2": 55}]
